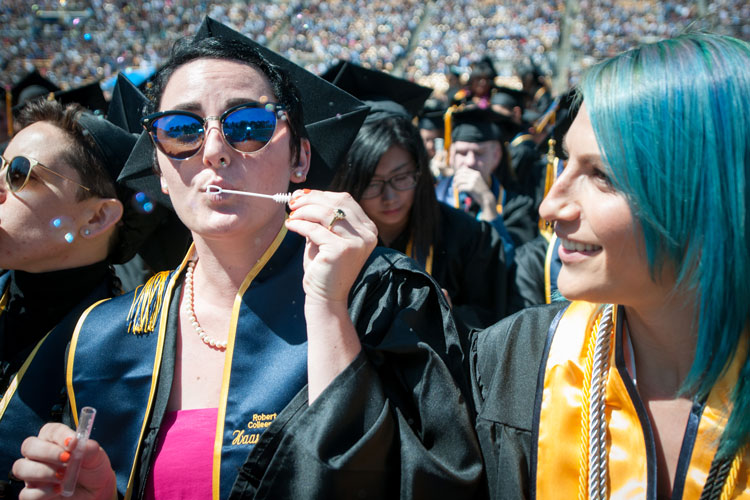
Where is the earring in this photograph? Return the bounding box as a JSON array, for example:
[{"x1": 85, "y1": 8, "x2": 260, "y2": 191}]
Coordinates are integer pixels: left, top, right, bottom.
[
  {"x1": 294, "y1": 171, "x2": 304, "y2": 179},
  {"x1": 220, "y1": 158, "x2": 227, "y2": 167},
  {"x1": 82, "y1": 228, "x2": 91, "y2": 236}
]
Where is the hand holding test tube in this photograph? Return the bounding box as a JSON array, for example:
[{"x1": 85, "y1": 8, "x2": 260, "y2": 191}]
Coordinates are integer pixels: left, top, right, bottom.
[{"x1": 61, "y1": 407, "x2": 96, "y2": 497}]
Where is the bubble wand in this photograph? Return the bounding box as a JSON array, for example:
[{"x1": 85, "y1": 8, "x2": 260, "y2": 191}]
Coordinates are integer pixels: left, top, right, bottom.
[
  {"x1": 204, "y1": 185, "x2": 292, "y2": 204},
  {"x1": 61, "y1": 406, "x2": 96, "y2": 497}
]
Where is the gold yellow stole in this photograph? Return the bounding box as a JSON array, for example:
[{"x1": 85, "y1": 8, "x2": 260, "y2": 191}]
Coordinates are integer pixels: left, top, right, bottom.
[{"x1": 535, "y1": 301, "x2": 750, "y2": 499}]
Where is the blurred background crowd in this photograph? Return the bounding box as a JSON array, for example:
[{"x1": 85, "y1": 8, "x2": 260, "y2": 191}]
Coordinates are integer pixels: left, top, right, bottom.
[{"x1": 1, "y1": 0, "x2": 747, "y2": 99}]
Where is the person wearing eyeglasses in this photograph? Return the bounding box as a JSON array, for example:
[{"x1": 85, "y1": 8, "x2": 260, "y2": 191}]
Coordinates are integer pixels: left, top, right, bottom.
[
  {"x1": 12, "y1": 19, "x2": 482, "y2": 500},
  {"x1": 331, "y1": 111, "x2": 511, "y2": 339},
  {"x1": 0, "y1": 97, "x2": 149, "y2": 497}
]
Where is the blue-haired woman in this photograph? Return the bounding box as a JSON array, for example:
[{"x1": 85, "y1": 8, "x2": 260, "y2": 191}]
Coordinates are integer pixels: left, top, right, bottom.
[{"x1": 471, "y1": 33, "x2": 750, "y2": 499}]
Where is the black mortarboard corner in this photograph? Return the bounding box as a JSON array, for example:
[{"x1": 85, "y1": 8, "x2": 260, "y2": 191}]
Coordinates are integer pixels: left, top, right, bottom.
[
  {"x1": 417, "y1": 98, "x2": 445, "y2": 131},
  {"x1": 447, "y1": 105, "x2": 516, "y2": 147},
  {"x1": 108, "y1": 74, "x2": 149, "y2": 134},
  {"x1": 11, "y1": 69, "x2": 60, "y2": 112},
  {"x1": 119, "y1": 16, "x2": 371, "y2": 197},
  {"x1": 75, "y1": 108, "x2": 162, "y2": 264},
  {"x1": 469, "y1": 57, "x2": 497, "y2": 82},
  {"x1": 52, "y1": 81, "x2": 108, "y2": 115},
  {"x1": 320, "y1": 60, "x2": 432, "y2": 122},
  {"x1": 490, "y1": 87, "x2": 526, "y2": 113},
  {"x1": 107, "y1": 74, "x2": 191, "y2": 275}
]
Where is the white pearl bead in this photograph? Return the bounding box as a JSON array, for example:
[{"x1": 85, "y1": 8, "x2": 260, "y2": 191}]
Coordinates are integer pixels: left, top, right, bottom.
[{"x1": 185, "y1": 259, "x2": 226, "y2": 350}]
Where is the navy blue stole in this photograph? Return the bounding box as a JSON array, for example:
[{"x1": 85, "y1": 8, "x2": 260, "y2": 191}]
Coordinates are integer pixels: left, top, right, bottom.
[
  {"x1": 0, "y1": 273, "x2": 110, "y2": 487},
  {"x1": 68, "y1": 227, "x2": 309, "y2": 500}
]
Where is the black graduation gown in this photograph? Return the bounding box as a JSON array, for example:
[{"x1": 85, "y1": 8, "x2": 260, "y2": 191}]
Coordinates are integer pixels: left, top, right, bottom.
[
  {"x1": 469, "y1": 303, "x2": 567, "y2": 500},
  {"x1": 65, "y1": 231, "x2": 483, "y2": 499},
  {"x1": 508, "y1": 235, "x2": 546, "y2": 312},
  {"x1": 0, "y1": 263, "x2": 114, "y2": 497},
  {"x1": 509, "y1": 235, "x2": 563, "y2": 313},
  {"x1": 508, "y1": 135, "x2": 546, "y2": 209},
  {"x1": 388, "y1": 202, "x2": 510, "y2": 340}
]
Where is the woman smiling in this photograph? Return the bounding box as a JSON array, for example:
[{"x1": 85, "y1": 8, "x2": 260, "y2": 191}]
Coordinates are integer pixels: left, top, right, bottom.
[{"x1": 471, "y1": 33, "x2": 750, "y2": 499}]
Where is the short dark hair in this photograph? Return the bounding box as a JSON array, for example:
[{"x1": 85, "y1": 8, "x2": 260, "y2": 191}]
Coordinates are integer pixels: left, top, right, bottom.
[
  {"x1": 15, "y1": 99, "x2": 117, "y2": 201},
  {"x1": 331, "y1": 116, "x2": 440, "y2": 256},
  {"x1": 146, "y1": 37, "x2": 307, "y2": 168}
]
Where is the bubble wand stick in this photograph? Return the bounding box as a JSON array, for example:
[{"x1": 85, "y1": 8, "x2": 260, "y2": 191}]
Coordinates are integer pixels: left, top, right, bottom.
[
  {"x1": 204, "y1": 185, "x2": 292, "y2": 204},
  {"x1": 61, "y1": 406, "x2": 96, "y2": 497}
]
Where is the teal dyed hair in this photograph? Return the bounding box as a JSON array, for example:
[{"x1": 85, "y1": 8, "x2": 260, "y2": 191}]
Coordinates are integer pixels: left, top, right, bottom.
[{"x1": 581, "y1": 33, "x2": 750, "y2": 459}]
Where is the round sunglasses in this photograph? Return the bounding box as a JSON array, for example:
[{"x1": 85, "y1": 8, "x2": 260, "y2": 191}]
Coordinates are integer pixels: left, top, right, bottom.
[
  {"x1": 1, "y1": 155, "x2": 91, "y2": 193},
  {"x1": 141, "y1": 101, "x2": 287, "y2": 160}
]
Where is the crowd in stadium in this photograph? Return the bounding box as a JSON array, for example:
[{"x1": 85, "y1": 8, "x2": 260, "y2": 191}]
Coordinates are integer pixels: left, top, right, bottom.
[{"x1": 1, "y1": 0, "x2": 747, "y2": 92}]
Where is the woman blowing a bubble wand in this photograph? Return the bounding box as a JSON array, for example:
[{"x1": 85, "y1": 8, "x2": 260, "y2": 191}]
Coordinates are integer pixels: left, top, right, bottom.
[{"x1": 12, "y1": 18, "x2": 482, "y2": 500}]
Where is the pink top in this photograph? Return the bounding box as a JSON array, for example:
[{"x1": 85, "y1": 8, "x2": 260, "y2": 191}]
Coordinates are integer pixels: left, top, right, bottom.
[{"x1": 144, "y1": 408, "x2": 218, "y2": 500}]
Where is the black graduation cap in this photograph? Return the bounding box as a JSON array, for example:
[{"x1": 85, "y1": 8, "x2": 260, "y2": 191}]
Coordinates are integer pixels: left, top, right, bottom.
[
  {"x1": 76, "y1": 113, "x2": 137, "y2": 188},
  {"x1": 73, "y1": 112, "x2": 161, "y2": 264},
  {"x1": 417, "y1": 98, "x2": 445, "y2": 131},
  {"x1": 108, "y1": 74, "x2": 149, "y2": 134},
  {"x1": 119, "y1": 16, "x2": 370, "y2": 203},
  {"x1": 52, "y1": 81, "x2": 108, "y2": 115},
  {"x1": 107, "y1": 74, "x2": 191, "y2": 271},
  {"x1": 469, "y1": 57, "x2": 497, "y2": 82},
  {"x1": 10, "y1": 69, "x2": 60, "y2": 111},
  {"x1": 445, "y1": 105, "x2": 516, "y2": 149},
  {"x1": 490, "y1": 87, "x2": 526, "y2": 113},
  {"x1": 320, "y1": 60, "x2": 432, "y2": 120}
]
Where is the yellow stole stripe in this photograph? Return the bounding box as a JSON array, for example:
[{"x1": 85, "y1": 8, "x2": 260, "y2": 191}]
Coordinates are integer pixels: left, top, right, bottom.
[
  {"x1": 0, "y1": 331, "x2": 50, "y2": 417},
  {"x1": 536, "y1": 301, "x2": 750, "y2": 499},
  {"x1": 405, "y1": 236, "x2": 434, "y2": 276},
  {"x1": 0, "y1": 283, "x2": 8, "y2": 313},
  {"x1": 212, "y1": 224, "x2": 288, "y2": 500},
  {"x1": 67, "y1": 255, "x2": 188, "y2": 500},
  {"x1": 510, "y1": 134, "x2": 534, "y2": 148},
  {"x1": 66, "y1": 298, "x2": 112, "y2": 426}
]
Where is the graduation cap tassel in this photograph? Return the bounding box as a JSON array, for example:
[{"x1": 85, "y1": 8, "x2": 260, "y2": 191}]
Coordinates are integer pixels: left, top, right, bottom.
[
  {"x1": 539, "y1": 138, "x2": 558, "y2": 240},
  {"x1": 126, "y1": 271, "x2": 170, "y2": 334},
  {"x1": 444, "y1": 105, "x2": 456, "y2": 152}
]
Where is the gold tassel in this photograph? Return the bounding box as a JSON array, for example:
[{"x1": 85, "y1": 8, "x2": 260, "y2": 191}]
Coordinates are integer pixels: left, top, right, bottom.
[
  {"x1": 444, "y1": 105, "x2": 456, "y2": 152},
  {"x1": 539, "y1": 139, "x2": 558, "y2": 240},
  {"x1": 127, "y1": 271, "x2": 171, "y2": 334}
]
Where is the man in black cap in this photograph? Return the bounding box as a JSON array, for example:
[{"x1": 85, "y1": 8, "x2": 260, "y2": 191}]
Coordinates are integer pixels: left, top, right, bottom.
[
  {"x1": 436, "y1": 105, "x2": 538, "y2": 257},
  {"x1": 490, "y1": 86, "x2": 550, "y2": 207},
  {"x1": 0, "y1": 97, "x2": 144, "y2": 497},
  {"x1": 417, "y1": 98, "x2": 446, "y2": 163}
]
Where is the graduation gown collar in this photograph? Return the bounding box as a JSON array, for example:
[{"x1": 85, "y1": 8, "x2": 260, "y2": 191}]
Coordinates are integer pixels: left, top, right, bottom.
[{"x1": 531, "y1": 301, "x2": 750, "y2": 499}]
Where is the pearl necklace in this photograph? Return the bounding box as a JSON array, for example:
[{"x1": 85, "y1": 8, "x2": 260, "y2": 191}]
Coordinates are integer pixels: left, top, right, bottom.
[{"x1": 184, "y1": 260, "x2": 227, "y2": 350}]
